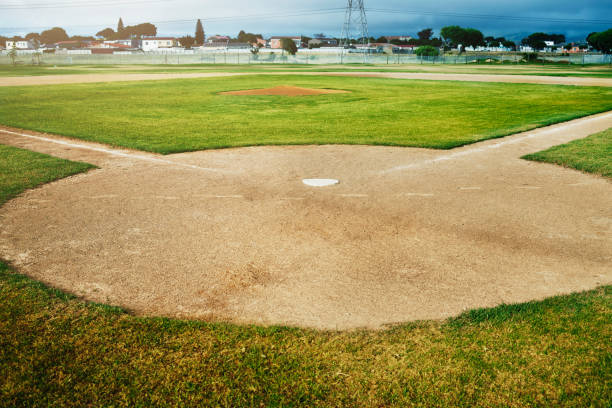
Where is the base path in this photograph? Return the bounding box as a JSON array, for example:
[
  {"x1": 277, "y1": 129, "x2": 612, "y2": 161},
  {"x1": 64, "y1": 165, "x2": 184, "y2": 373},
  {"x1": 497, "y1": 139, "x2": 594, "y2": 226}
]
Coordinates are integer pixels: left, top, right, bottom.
[
  {"x1": 0, "y1": 113, "x2": 611, "y2": 330},
  {"x1": 1, "y1": 71, "x2": 611, "y2": 87},
  {"x1": 314, "y1": 72, "x2": 612, "y2": 87},
  {"x1": 0, "y1": 72, "x2": 247, "y2": 87}
]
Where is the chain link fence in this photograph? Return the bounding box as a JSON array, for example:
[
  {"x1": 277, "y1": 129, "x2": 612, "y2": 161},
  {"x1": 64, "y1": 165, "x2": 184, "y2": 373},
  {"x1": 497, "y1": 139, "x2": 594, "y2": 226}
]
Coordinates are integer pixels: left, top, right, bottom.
[{"x1": 1, "y1": 51, "x2": 610, "y2": 66}]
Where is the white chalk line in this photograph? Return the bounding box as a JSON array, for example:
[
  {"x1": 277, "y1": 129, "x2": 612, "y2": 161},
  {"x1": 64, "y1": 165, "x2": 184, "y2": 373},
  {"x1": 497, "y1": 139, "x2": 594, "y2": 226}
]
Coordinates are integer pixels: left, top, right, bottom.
[
  {"x1": 0, "y1": 129, "x2": 238, "y2": 175},
  {"x1": 380, "y1": 112, "x2": 612, "y2": 174}
]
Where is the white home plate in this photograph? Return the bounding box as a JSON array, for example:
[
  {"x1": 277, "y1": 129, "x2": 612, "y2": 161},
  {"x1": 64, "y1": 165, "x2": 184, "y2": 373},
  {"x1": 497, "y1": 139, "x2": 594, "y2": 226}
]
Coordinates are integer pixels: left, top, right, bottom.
[{"x1": 302, "y1": 179, "x2": 339, "y2": 187}]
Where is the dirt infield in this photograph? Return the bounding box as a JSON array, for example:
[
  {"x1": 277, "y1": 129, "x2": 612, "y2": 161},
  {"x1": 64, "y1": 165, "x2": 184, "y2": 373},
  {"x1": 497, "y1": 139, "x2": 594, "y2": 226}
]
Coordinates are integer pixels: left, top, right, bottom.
[
  {"x1": 1, "y1": 71, "x2": 611, "y2": 87},
  {"x1": 0, "y1": 72, "x2": 246, "y2": 87},
  {"x1": 220, "y1": 85, "x2": 350, "y2": 96},
  {"x1": 0, "y1": 113, "x2": 610, "y2": 330}
]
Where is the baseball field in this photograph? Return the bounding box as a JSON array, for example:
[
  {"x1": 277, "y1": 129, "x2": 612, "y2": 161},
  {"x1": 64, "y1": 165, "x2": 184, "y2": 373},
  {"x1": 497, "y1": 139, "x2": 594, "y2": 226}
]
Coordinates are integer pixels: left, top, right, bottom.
[{"x1": 0, "y1": 63, "x2": 610, "y2": 406}]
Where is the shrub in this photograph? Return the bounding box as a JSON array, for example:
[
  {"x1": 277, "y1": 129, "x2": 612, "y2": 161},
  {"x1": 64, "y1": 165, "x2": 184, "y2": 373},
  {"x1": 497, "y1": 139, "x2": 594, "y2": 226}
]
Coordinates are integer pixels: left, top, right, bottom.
[{"x1": 415, "y1": 45, "x2": 439, "y2": 57}]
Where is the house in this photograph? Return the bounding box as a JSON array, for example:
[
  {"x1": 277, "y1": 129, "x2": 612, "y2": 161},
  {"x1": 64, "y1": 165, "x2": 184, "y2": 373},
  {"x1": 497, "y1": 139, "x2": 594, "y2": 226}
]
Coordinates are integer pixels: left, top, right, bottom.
[
  {"x1": 269, "y1": 36, "x2": 302, "y2": 49},
  {"x1": 54, "y1": 40, "x2": 88, "y2": 49},
  {"x1": 567, "y1": 43, "x2": 588, "y2": 53},
  {"x1": 6, "y1": 40, "x2": 35, "y2": 49},
  {"x1": 206, "y1": 35, "x2": 230, "y2": 43},
  {"x1": 106, "y1": 39, "x2": 133, "y2": 46},
  {"x1": 141, "y1": 37, "x2": 177, "y2": 51},
  {"x1": 385, "y1": 35, "x2": 412, "y2": 43},
  {"x1": 308, "y1": 38, "x2": 338, "y2": 48}
]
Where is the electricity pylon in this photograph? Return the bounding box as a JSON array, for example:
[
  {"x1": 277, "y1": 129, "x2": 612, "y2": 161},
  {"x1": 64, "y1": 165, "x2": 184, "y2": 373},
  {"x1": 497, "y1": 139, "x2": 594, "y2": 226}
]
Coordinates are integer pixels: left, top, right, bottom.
[{"x1": 340, "y1": 0, "x2": 369, "y2": 48}]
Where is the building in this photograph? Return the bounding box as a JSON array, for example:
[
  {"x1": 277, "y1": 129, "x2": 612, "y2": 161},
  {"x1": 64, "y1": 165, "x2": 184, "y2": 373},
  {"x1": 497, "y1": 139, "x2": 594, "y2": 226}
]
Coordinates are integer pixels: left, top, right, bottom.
[
  {"x1": 6, "y1": 40, "x2": 35, "y2": 49},
  {"x1": 269, "y1": 36, "x2": 302, "y2": 49},
  {"x1": 385, "y1": 35, "x2": 412, "y2": 42},
  {"x1": 206, "y1": 35, "x2": 230, "y2": 43},
  {"x1": 308, "y1": 38, "x2": 338, "y2": 48},
  {"x1": 567, "y1": 43, "x2": 588, "y2": 53},
  {"x1": 141, "y1": 37, "x2": 177, "y2": 51}
]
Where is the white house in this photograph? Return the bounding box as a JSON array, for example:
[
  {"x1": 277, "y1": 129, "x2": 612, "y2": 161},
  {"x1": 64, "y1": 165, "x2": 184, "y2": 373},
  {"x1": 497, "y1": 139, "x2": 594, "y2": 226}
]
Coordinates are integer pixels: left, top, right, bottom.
[
  {"x1": 104, "y1": 39, "x2": 133, "y2": 47},
  {"x1": 6, "y1": 40, "x2": 35, "y2": 49},
  {"x1": 141, "y1": 37, "x2": 177, "y2": 51}
]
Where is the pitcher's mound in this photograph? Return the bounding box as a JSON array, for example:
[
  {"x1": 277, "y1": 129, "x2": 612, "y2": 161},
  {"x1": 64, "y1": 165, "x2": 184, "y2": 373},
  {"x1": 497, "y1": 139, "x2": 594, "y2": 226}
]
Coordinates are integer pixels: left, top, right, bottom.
[{"x1": 220, "y1": 85, "x2": 350, "y2": 96}]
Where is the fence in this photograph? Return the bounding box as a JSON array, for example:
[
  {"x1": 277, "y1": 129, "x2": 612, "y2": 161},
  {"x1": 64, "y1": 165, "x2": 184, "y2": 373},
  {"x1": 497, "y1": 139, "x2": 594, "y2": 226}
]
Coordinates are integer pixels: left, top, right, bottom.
[{"x1": 0, "y1": 51, "x2": 610, "y2": 66}]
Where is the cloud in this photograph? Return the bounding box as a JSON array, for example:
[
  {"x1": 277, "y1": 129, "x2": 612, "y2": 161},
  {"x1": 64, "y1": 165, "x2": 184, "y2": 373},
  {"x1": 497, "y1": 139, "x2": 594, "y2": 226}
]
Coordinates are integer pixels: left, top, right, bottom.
[{"x1": 0, "y1": 0, "x2": 609, "y2": 41}]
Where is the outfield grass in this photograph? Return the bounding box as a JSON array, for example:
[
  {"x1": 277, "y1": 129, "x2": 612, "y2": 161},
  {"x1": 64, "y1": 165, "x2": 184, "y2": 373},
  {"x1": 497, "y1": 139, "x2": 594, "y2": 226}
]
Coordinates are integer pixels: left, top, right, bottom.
[
  {"x1": 523, "y1": 128, "x2": 612, "y2": 178},
  {"x1": 1, "y1": 75, "x2": 610, "y2": 154},
  {"x1": 0, "y1": 144, "x2": 611, "y2": 406}
]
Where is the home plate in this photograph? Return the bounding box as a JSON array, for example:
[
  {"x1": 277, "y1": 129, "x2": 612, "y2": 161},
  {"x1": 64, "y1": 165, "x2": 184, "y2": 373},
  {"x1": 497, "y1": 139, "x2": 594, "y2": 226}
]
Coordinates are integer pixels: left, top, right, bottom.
[{"x1": 302, "y1": 179, "x2": 339, "y2": 187}]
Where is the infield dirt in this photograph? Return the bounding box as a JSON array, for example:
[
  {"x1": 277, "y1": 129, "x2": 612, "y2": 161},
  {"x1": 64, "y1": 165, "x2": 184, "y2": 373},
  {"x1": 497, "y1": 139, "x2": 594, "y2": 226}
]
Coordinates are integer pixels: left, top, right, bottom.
[{"x1": 0, "y1": 112, "x2": 610, "y2": 329}]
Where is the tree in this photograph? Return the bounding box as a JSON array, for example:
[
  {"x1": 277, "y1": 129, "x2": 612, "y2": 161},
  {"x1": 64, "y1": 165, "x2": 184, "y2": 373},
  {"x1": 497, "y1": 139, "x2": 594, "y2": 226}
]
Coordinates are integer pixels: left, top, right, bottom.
[
  {"x1": 8, "y1": 43, "x2": 17, "y2": 65},
  {"x1": 96, "y1": 28, "x2": 116, "y2": 39},
  {"x1": 40, "y1": 27, "x2": 69, "y2": 45},
  {"x1": 237, "y1": 30, "x2": 263, "y2": 45},
  {"x1": 313, "y1": 33, "x2": 326, "y2": 39},
  {"x1": 375, "y1": 36, "x2": 388, "y2": 43},
  {"x1": 440, "y1": 25, "x2": 465, "y2": 48},
  {"x1": 415, "y1": 45, "x2": 439, "y2": 56},
  {"x1": 178, "y1": 35, "x2": 195, "y2": 48},
  {"x1": 502, "y1": 40, "x2": 516, "y2": 50},
  {"x1": 117, "y1": 18, "x2": 125, "y2": 36},
  {"x1": 521, "y1": 33, "x2": 566, "y2": 51},
  {"x1": 463, "y1": 28, "x2": 484, "y2": 48},
  {"x1": 281, "y1": 37, "x2": 298, "y2": 55},
  {"x1": 418, "y1": 28, "x2": 433, "y2": 41},
  {"x1": 25, "y1": 32, "x2": 41, "y2": 48},
  {"x1": 195, "y1": 19, "x2": 205, "y2": 45},
  {"x1": 25, "y1": 32, "x2": 40, "y2": 41},
  {"x1": 124, "y1": 23, "x2": 157, "y2": 38},
  {"x1": 71, "y1": 35, "x2": 94, "y2": 41},
  {"x1": 587, "y1": 29, "x2": 612, "y2": 54},
  {"x1": 440, "y1": 26, "x2": 483, "y2": 50}
]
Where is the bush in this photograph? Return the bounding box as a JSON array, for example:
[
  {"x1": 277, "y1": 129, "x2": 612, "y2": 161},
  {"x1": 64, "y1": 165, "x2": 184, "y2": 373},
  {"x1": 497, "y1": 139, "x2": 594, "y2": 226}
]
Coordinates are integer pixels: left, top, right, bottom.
[{"x1": 415, "y1": 45, "x2": 439, "y2": 57}]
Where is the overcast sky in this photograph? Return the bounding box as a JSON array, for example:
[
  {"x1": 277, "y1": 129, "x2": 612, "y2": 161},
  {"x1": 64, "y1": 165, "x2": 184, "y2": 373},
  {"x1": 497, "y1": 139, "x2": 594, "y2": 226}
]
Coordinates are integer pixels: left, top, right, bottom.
[{"x1": 1, "y1": 0, "x2": 610, "y2": 41}]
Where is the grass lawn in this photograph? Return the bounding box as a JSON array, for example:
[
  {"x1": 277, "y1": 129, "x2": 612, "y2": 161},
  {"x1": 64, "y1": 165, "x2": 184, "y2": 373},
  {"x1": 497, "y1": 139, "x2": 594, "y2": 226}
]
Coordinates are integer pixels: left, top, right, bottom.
[
  {"x1": 523, "y1": 128, "x2": 612, "y2": 178},
  {"x1": 0, "y1": 144, "x2": 611, "y2": 406},
  {"x1": 0, "y1": 144, "x2": 95, "y2": 204},
  {"x1": 0, "y1": 75, "x2": 611, "y2": 154}
]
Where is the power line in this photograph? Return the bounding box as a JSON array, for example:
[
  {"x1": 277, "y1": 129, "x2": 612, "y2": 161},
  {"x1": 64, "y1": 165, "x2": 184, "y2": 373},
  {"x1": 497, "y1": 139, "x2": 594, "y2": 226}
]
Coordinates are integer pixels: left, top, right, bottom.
[
  {"x1": 0, "y1": 0, "x2": 176, "y2": 9},
  {"x1": 0, "y1": 6, "x2": 610, "y2": 31},
  {"x1": 368, "y1": 8, "x2": 612, "y2": 25},
  {"x1": 0, "y1": 8, "x2": 346, "y2": 30}
]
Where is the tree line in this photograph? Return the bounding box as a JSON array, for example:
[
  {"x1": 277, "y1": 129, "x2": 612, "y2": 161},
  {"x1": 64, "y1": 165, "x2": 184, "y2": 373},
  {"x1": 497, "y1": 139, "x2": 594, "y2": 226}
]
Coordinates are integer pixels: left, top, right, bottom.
[{"x1": 2, "y1": 21, "x2": 611, "y2": 54}]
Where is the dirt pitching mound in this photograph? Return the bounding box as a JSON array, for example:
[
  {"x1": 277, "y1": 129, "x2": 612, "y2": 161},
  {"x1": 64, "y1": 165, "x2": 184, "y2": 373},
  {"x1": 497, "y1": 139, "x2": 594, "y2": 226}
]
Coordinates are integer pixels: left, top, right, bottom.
[{"x1": 219, "y1": 85, "x2": 350, "y2": 96}]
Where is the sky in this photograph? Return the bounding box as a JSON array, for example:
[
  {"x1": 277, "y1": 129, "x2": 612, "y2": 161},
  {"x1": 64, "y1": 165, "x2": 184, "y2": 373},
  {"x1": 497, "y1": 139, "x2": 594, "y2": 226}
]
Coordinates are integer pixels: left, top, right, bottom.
[{"x1": 0, "y1": 0, "x2": 610, "y2": 41}]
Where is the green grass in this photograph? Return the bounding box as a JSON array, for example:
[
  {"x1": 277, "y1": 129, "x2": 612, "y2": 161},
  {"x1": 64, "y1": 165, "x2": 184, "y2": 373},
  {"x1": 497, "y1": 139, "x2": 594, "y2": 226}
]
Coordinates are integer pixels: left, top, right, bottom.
[
  {"x1": 1, "y1": 261, "x2": 610, "y2": 407},
  {"x1": 523, "y1": 128, "x2": 612, "y2": 178},
  {"x1": 0, "y1": 144, "x2": 611, "y2": 406},
  {"x1": 0, "y1": 65, "x2": 95, "y2": 77},
  {"x1": 1, "y1": 63, "x2": 612, "y2": 78},
  {"x1": 0, "y1": 144, "x2": 95, "y2": 204},
  {"x1": 1, "y1": 75, "x2": 611, "y2": 154}
]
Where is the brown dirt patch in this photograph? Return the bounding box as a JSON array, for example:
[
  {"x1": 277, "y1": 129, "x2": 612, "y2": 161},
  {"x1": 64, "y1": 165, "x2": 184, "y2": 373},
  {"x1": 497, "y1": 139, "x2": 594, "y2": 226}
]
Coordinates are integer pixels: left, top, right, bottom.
[
  {"x1": 219, "y1": 85, "x2": 350, "y2": 96},
  {"x1": 0, "y1": 113, "x2": 611, "y2": 330}
]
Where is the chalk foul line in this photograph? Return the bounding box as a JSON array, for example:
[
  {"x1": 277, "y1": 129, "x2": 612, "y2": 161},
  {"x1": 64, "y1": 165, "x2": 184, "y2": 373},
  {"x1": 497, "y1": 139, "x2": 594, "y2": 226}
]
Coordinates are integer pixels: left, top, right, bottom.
[
  {"x1": 0, "y1": 129, "x2": 239, "y2": 175},
  {"x1": 380, "y1": 112, "x2": 612, "y2": 175}
]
